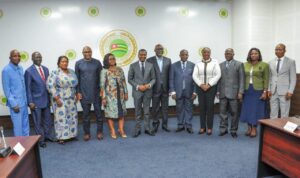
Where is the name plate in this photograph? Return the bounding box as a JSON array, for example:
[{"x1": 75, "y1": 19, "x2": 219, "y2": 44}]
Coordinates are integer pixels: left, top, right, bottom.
[
  {"x1": 13, "y1": 142, "x2": 25, "y2": 156},
  {"x1": 283, "y1": 121, "x2": 298, "y2": 133}
]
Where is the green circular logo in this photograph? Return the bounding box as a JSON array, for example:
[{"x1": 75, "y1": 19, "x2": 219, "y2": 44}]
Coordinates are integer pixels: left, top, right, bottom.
[
  {"x1": 219, "y1": 8, "x2": 228, "y2": 18},
  {"x1": 179, "y1": 8, "x2": 189, "y2": 17},
  {"x1": 135, "y1": 6, "x2": 146, "y2": 17},
  {"x1": 40, "y1": 7, "x2": 52, "y2": 18},
  {"x1": 0, "y1": 9, "x2": 3, "y2": 18},
  {"x1": 100, "y1": 29, "x2": 137, "y2": 67},
  {"x1": 198, "y1": 48, "x2": 204, "y2": 58},
  {"x1": 163, "y1": 48, "x2": 168, "y2": 57},
  {"x1": 110, "y1": 39, "x2": 128, "y2": 58},
  {"x1": 20, "y1": 51, "x2": 29, "y2": 62},
  {"x1": 88, "y1": 6, "x2": 99, "y2": 17},
  {"x1": 0, "y1": 95, "x2": 7, "y2": 106},
  {"x1": 65, "y1": 49, "x2": 76, "y2": 60}
]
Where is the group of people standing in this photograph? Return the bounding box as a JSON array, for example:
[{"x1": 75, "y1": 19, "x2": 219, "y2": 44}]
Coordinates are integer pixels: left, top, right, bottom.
[{"x1": 1, "y1": 43, "x2": 296, "y2": 147}]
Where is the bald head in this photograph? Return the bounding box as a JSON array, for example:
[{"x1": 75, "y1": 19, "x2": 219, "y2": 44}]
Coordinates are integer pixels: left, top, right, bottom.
[
  {"x1": 82, "y1": 46, "x2": 92, "y2": 60},
  {"x1": 154, "y1": 44, "x2": 164, "y2": 57},
  {"x1": 9, "y1": 49, "x2": 21, "y2": 65}
]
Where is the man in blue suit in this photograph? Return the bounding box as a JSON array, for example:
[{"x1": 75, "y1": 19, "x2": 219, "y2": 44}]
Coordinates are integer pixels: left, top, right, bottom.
[
  {"x1": 2, "y1": 49, "x2": 29, "y2": 136},
  {"x1": 25, "y1": 52, "x2": 54, "y2": 147},
  {"x1": 169, "y1": 50, "x2": 196, "y2": 133}
]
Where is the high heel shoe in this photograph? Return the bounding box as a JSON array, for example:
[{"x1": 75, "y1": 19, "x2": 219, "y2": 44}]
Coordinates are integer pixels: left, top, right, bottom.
[
  {"x1": 249, "y1": 126, "x2": 257, "y2": 138},
  {"x1": 118, "y1": 130, "x2": 127, "y2": 138},
  {"x1": 245, "y1": 125, "x2": 252, "y2": 136},
  {"x1": 110, "y1": 132, "x2": 117, "y2": 139}
]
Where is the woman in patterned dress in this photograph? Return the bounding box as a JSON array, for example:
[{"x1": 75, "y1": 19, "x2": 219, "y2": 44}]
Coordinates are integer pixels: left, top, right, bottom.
[
  {"x1": 100, "y1": 53, "x2": 128, "y2": 139},
  {"x1": 47, "y1": 56, "x2": 78, "y2": 144}
]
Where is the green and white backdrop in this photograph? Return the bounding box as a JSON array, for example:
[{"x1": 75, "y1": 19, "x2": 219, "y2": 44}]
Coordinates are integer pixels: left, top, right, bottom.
[{"x1": 0, "y1": 0, "x2": 231, "y2": 116}]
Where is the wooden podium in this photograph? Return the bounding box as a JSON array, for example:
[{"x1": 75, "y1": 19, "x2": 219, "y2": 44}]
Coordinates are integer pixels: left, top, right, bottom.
[
  {"x1": 0, "y1": 136, "x2": 42, "y2": 178},
  {"x1": 257, "y1": 118, "x2": 300, "y2": 178}
]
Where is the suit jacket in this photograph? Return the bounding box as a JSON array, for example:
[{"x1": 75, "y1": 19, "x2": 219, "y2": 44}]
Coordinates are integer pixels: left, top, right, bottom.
[
  {"x1": 218, "y1": 59, "x2": 245, "y2": 99},
  {"x1": 169, "y1": 60, "x2": 196, "y2": 98},
  {"x1": 2, "y1": 62, "x2": 27, "y2": 108},
  {"x1": 147, "y1": 56, "x2": 171, "y2": 94},
  {"x1": 244, "y1": 61, "x2": 269, "y2": 90},
  {"x1": 268, "y1": 56, "x2": 296, "y2": 95},
  {"x1": 25, "y1": 64, "x2": 50, "y2": 108},
  {"x1": 128, "y1": 61, "x2": 156, "y2": 98}
]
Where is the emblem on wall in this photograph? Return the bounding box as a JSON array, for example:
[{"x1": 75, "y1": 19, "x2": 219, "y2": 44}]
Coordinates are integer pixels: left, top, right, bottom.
[
  {"x1": 88, "y1": 6, "x2": 99, "y2": 17},
  {"x1": 20, "y1": 51, "x2": 29, "y2": 62},
  {"x1": 100, "y1": 29, "x2": 137, "y2": 67},
  {"x1": 0, "y1": 95, "x2": 7, "y2": 106},
  {"x1": 219, "y1": 8, "x2": 228, "y2": 18},
  {"x1": 65, "y1": 49, "x2": 77, "y2": 60},
  {"x1": 135, "y1": 6, "x2": 146, "y2": 17},
  {"x1": 40, "y1": 7, "x2": 52, "y2": 18},
  {"x1": 0, "y1": 9, "x2": 3, "y2": 19}
]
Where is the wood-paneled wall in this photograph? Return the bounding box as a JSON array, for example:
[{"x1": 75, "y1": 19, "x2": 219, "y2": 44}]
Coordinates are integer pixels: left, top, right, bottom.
[{"x1": 289, "y1": 74, "x2": 300, "y2": 116}]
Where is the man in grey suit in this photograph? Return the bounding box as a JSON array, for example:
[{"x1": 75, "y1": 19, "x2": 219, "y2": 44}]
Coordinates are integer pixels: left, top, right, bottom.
[
  {"x1": 147, "y1": 44, "x2": 172, "y2": 133},
  {"x1": 169, "y1": 50, "x2": 197, "y2": 134},
  {"x1": 218, "y1": 48, "x2": 244, "y2": 138},
  {"x1": 268, "y1": 43, "x2": 296, "y2": 119},
  {"x1": 128, "y1": 49, "x2": 156, "y2": 137}
]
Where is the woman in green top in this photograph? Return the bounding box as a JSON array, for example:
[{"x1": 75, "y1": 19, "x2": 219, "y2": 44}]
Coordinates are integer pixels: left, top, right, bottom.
[{"x1": 240, "y1": 48, "x2": 269, "y2": 138}]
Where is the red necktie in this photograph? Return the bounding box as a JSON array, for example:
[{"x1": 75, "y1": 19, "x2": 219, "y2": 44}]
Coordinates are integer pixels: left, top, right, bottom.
[{"x1": 39, "y1": 67, "x2": 45, "y2": 81}]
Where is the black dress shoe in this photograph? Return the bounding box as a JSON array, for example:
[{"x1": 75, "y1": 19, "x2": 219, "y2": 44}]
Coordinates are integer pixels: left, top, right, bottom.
[
  {"x1": 231, "y1": 133, "x2": 238, "y2": 138},
  {"x1": 218, "y1": 131, "x2": 228, "y2": 136},
  {"x1": 153, "y1": 121, "x2": 160, "y2": 133},
  {"x1": 186, "y1": 128, "x2": 194, "y2": 134},
  {"x1": 133, "y1": 131, "x2": 141, "y2": 138},
  {"x1": 144, "y1": 130, "x2": 155, "y2": 136},
  {"x1": 39, "y1": 142, "x2": 47, "y2": 148},
  {"x1": 175, "y1": 127, "x2": 185, "y2": 132},
  {"x1": 162, "y1": 126, "x2": 170, "y2": 132}
]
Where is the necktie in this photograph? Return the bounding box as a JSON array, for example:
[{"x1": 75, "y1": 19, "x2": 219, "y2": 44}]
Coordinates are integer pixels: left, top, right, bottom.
[
  {"x1": 39, "y1": 67, "x2": 45, "y2": 81},
  {"x1": 182, "y1": 61, "x2": 186, "y2": 71},
  {"x1": 141, "y1": 62, "x2": 145, "y2": 77},
  {"x1": 182, "y1": 62, "x2": 186, "y2": 89},
  {"x1": 226, "y1": 61, "x2": 230, "y2": 69},
  {"x1": 276, "y1": 59, "x2": 281, "y2": 73}
]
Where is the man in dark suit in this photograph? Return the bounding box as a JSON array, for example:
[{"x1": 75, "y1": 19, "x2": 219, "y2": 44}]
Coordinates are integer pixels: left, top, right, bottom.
[
  {"x1": 128, "y1": 49, "x2": 156, "y2": 137},
  {"x1": 217, "y1": 48, "x2": 244, "y2": 138},
  {"x1": 147, "y1": 44, "x2": 172, "y2": 132},
  {"x1": 25, "y1": 52, "x2": 54, "y2": 147},
  {"x1": 169, "y1": 50, "x2": 196, "y2": 134},
  {"x1": 75, "y1": 46, "x2": 103, "y2": 141}
]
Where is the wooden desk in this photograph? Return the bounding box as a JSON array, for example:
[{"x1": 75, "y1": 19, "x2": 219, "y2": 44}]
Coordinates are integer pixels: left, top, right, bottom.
[
  {"x1": 257, "y1": 118, "x2": 300, "y2": 178},
  {"x1": 0, "y1": 136, "x2": 42, "y2": 178}
]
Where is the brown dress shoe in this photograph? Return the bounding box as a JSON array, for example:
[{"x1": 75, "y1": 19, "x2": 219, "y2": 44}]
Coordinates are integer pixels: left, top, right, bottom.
[
  {"x1": 97, "y1": 132, "x2": 104, "y2": 140},
  {"x1": 207, "y1": 129, "x2": 212, "y2": 135},
  {"x1": 83, "y1": 134, "x2": 91, "y2": 141}
]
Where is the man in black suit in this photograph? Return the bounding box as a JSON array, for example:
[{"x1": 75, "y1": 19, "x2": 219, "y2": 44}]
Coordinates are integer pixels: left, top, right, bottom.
[{"x1": 147, "y1": 44, "x2": 172, "y2": 133}]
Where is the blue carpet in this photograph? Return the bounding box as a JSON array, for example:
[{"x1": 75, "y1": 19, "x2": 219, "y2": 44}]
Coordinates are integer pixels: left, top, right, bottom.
[
  {"x1": 4, "y1": 115, "x2": 262, "y2": 178},
  {"x1": 34, "y1": 115, "x2": 260, "y2": 178}
]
